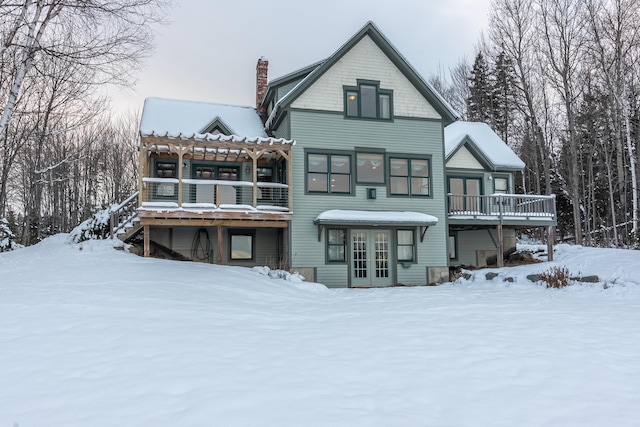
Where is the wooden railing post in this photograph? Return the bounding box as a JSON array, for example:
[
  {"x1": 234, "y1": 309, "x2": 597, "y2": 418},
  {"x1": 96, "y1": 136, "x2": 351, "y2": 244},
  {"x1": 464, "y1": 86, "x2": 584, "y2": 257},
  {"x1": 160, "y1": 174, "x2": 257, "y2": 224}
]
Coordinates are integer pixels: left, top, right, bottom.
[{"x1": 497, "y1": 194, "x2": 504, "y2": 267}]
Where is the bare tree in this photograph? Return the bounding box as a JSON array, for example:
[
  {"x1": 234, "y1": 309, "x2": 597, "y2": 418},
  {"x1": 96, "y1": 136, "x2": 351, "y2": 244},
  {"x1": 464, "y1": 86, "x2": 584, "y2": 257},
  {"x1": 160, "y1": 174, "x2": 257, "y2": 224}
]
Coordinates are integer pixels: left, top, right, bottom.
[
  {"x1": 489, "y1": 0, "x2": 554, "y2": 197},
  {"x1": 586, "y1": 0, "x2": 640, "y2": 238},
  {"x1": 538, "y1": 0, "x2": 588, "y2": 243},
  {"x1": 0, "y1": 0, "x2": 168, "y2": 234}
]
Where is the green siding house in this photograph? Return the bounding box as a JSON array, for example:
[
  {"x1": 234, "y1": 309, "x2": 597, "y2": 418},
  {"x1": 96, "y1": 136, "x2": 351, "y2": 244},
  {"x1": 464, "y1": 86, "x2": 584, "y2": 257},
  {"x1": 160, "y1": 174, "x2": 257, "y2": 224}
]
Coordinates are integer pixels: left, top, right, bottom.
[{"x1": 116, "y1": 21, "x2": 556, "y2": 288}]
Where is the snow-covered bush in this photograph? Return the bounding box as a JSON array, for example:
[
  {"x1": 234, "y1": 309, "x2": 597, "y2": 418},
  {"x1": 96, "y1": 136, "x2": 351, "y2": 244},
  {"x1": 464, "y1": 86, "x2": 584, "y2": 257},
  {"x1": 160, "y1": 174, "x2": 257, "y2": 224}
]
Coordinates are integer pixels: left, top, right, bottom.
[
  {"x1": 252, "y1": 266, "x2": 305, "y2": 282},
  {"x1": 69, "y1": 205, "x2": 117, "y2": 243},
  {"x1": 0, "y1": 217, "x2": 23, "y2": 252}
]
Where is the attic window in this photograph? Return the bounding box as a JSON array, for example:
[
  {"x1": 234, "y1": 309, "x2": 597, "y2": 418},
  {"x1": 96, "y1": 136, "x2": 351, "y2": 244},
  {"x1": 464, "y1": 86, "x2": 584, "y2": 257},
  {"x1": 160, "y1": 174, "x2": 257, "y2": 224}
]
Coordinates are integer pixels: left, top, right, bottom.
[{"x1": 344, "y1": 81, "x2": 392, "y2": 120}]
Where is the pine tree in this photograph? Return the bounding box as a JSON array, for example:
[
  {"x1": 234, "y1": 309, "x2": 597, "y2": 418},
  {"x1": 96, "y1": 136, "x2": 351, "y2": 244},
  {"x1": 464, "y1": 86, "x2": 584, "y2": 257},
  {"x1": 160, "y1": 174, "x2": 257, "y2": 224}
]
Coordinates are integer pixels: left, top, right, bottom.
[
  {"x1": 492, "y1": 51, "x2": 518, "y2": 144},
  {"x1": 467, "y1": 52, "x2": 493, "y2": 123}
]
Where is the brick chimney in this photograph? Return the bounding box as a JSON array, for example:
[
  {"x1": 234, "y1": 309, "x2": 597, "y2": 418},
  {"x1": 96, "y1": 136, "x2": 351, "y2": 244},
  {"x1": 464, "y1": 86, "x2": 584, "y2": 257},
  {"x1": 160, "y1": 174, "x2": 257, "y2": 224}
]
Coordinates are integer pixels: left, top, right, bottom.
[{"x1": 256, "y1": 56, "x2": 269, "y2": 116}]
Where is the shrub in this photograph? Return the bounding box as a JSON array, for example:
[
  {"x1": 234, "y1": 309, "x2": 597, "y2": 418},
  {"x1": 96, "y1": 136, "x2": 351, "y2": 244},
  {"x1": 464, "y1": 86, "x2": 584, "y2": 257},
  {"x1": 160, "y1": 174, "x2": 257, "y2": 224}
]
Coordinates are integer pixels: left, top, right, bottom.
[
  {"x1": 0, "y1": 217, "x2": 23, "y2": 252},
  {"x1": 69, "y1": 205, "x2": 117, "y2": 243},
  {"x1": 538, "y1": 266, "x2": 571, "y2": 288}
]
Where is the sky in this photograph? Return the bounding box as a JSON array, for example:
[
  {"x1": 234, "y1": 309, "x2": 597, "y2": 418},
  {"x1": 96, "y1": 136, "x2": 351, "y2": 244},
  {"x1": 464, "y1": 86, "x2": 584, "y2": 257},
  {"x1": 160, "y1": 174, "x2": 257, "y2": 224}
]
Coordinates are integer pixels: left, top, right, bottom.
[{"x1": 110, "y1": 0, "x2": 493, "y2": 115}]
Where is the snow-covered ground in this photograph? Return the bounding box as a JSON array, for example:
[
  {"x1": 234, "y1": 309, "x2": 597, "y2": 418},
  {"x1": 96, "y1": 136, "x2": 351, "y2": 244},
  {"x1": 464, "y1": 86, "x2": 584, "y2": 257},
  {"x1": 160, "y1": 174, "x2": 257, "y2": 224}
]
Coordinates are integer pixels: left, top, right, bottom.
[{"x1": 1, "y1": 236, "x2": 639, "y2": 427}]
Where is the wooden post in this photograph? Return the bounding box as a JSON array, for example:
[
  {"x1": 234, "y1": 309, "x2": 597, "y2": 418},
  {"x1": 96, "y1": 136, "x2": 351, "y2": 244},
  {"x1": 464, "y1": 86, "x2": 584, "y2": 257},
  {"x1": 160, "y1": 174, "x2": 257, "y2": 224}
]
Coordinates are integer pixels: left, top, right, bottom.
[
  {"x1": 497, "y1": 194, "x2": 504, "y2": 267},
  {"x1": 177, "y1": 147, "x2": 183, "y2": 207},
  {"x1": 277, "y1": 149, "x2": 293, "y2": 212},
  {"x1": 252, "y1": 156, "x2": 258, "y2": 208},
  {"x1": 547, "y1": 226, "x2": 555, "y2": 262},
  {"x1": 138, "y1": 142, "x2": 148, "y2": 207},
  {"x1": 283, "y1": 224, "x2": 289, "y2": 270},
  {"x1": 497, "y1": 224, "x2": 504, "y2": 267},
  {"x1": 217, "y1": 225, "x2": 223, "y2": 265},
  {"x1": 143, "y1": 225, "x2": 150, "y2": 257}
]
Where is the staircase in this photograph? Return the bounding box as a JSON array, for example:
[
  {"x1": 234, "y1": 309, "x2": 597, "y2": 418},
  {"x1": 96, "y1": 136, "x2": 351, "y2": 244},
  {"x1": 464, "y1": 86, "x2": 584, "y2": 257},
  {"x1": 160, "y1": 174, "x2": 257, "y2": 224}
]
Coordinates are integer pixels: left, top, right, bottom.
[{"x1": 110, "y1": 192, "x2": 142, "y2": 242}]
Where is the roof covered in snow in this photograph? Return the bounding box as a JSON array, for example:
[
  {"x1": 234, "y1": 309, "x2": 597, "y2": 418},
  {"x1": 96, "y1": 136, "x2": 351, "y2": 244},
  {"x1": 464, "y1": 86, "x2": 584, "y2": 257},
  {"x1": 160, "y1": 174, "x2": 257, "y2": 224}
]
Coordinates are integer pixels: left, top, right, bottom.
[
  {"x1": 314, "y1": 210, "x2": 438, "y2": 226},
  {"x1": 445, "y1": 121, "x2": 525, "y2": 171},
  {"x1": 140, "y1": 97, "x2": 267, "y2": 138}
]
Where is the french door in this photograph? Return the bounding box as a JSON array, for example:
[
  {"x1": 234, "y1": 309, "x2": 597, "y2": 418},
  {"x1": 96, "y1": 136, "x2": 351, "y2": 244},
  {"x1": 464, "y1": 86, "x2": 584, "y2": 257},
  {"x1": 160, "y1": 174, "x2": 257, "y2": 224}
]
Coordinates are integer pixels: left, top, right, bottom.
[
  {"x1": 351, "y1": 229, "x2": 393, "y2": 287},
  {"x1": 448, "y1": 177, "x2": 482, "y2": 211}
]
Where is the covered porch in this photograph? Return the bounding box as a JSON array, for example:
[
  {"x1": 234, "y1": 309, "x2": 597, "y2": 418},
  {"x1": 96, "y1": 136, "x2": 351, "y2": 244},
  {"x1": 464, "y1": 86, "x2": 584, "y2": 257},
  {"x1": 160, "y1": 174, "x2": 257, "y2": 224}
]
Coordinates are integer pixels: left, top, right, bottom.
[{"x1": 137, "y1": 132, "x2": 295, "y2": 261}]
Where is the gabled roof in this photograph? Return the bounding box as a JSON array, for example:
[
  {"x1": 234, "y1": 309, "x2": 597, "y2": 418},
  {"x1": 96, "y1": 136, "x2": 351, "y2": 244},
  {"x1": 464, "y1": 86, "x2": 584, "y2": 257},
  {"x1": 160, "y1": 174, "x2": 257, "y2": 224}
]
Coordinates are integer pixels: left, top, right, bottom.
[
  {"x1": 445, "y1": 121, "x2": 525, "y2": 171},
  {"x1": 140, "y1": 97, "x2": 267, "y2": 138},
  {"x1": 265, "y1": 60, "x2": 325, "y2": 93},
  {"x1": 265, "y1": 21, "x2": 459, "y2": 130},
  {"x1": 199, "y1": 117, "x2": 233, "y2": 135}
]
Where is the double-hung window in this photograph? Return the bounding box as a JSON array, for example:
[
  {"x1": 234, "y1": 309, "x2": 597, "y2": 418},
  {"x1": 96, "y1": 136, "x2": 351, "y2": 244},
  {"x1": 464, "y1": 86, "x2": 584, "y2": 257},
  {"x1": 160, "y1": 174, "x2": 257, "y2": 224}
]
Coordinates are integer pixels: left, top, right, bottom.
[
  {"x1": 307, "y1": 153, "x2": 352, "y2": 194},
  {"x1": 327, "y1": 228, "x2": 347, "y2": 263},
  {"x1": 389, "y1": 157, "x2": 430, "y2": 196},
  {"x1": 345, "y1": 81, "x2": 392, "y2": 120},
  {"x1": 397, "y1": 230, "x2": 415, "y2": 262}
]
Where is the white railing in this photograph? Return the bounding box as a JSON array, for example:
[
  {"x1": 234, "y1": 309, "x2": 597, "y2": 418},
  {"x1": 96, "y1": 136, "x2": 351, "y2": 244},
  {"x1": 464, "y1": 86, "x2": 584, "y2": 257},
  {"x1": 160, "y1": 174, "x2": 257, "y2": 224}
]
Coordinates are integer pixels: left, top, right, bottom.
[
  {"x1": 140, "y1": 178, "x2": 289, "y2": 211},
  {"x1": 448, "y1": 193, "x2": 556, "y2": 219}
]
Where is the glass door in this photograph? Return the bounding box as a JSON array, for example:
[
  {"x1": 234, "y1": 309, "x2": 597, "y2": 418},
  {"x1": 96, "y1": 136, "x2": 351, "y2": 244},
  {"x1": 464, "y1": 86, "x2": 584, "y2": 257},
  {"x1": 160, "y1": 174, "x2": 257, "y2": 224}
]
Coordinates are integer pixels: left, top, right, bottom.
[{"x1": 351, "y1": 229, "x2": 393, "y2": 287}]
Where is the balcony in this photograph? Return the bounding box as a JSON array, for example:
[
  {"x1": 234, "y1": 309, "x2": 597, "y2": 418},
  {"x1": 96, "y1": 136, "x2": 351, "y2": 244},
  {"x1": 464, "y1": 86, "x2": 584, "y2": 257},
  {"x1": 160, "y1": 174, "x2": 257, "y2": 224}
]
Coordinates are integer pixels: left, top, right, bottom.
[
  {"x1": 140, "y1": 178, "x2": 290, "y2": 212},
  {"x1": 137, "y1": 132, "x2": 294, "y2": 226},
  {"x1": 447, "y1": 193, "x2": 556, "y2": 227}
]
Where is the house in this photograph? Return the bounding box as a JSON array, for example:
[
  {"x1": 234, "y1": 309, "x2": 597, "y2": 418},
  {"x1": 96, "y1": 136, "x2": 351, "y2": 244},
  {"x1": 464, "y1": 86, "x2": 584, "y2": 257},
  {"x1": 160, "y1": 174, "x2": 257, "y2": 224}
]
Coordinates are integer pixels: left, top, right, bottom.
[{"x1": 113, "y1": 21, "x2": 556, "y2": 288}]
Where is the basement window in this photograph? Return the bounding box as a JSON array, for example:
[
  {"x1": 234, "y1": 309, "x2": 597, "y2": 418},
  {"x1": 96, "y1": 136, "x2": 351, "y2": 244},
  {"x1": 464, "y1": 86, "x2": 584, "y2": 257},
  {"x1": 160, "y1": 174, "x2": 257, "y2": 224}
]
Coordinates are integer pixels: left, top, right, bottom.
[{"x1": 230, "y1": 231, "x2": 254, "y2": 261}]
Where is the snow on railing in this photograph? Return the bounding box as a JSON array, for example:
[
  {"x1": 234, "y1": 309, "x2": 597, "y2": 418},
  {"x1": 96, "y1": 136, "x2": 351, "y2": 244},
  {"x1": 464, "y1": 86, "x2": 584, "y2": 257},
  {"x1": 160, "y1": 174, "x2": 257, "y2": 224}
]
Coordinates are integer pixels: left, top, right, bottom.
[
  {"x1": 447, "y1": 193, "x2": 556, "y2": 219},
  {"x1": 109, "y1": 191, "x2": 139, "y2": 239},
  {"x1": 140, "y1": 178, "x2": 290, "y2": 211}
]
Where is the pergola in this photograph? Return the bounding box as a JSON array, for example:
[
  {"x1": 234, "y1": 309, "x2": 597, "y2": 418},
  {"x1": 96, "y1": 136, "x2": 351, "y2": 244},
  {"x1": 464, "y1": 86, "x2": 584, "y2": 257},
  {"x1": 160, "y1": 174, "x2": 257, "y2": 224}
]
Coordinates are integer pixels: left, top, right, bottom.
[{"x1": 137, "y1": 131, "x2": 296, "y2": 260}]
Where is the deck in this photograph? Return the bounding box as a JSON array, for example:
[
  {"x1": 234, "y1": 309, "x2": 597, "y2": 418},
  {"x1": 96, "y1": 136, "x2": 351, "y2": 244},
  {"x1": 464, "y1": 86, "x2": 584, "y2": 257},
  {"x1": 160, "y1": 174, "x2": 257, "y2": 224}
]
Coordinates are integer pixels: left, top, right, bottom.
[
  {"x1": 138, "y1": 178, "x2": 292, "y2": 226},
  {"x1": 447, "y1": 194, "x2": 556, "y2": 227}
]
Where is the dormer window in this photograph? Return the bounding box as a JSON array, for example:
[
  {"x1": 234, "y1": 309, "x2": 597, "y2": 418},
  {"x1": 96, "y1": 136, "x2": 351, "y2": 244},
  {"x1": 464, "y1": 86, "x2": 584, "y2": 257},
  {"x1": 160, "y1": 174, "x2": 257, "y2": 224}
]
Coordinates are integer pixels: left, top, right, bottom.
[{"x1": 345, "y1": 81, "x2": 392, "y2": 120}]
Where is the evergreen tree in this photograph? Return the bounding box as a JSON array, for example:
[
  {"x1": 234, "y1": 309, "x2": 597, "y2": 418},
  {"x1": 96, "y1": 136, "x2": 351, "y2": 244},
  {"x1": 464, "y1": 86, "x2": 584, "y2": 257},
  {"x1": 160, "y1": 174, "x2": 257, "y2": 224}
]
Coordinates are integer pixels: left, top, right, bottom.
[
  {"x1": 467, "y1": 52, "x2": 493, "y2": 123},
  {"x1": 492, "y1": 51, "x2": 518, "y2": 144}
]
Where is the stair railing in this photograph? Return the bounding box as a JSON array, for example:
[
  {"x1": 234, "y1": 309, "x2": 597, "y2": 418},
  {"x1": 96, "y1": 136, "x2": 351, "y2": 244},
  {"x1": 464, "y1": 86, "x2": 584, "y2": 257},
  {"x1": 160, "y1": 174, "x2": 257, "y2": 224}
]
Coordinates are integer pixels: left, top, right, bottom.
[{"x1": 110, "y1": 191, "x2": 139, "y2": 239}]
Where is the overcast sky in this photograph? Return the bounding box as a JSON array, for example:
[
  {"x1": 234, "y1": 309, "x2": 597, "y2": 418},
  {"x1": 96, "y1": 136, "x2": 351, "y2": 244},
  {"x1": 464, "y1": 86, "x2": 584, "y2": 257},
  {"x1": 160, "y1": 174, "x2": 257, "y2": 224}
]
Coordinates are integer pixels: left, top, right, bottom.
[{"x1": 111, "y1": 0, "x2": 492, "y2": 115}]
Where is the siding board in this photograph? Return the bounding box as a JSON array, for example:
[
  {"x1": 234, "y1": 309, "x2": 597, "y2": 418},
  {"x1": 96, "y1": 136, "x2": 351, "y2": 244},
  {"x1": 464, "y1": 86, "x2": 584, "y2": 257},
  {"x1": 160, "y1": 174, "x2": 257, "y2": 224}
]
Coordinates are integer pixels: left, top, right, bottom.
[{"x1": 288, "y1": 109, "x2": 448, "y2": 287}]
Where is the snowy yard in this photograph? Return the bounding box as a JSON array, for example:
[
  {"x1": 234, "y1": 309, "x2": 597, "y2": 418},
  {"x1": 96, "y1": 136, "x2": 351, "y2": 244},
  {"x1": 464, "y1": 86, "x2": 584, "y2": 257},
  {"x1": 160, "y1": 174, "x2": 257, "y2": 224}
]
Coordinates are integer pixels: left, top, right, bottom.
[{"x1": 1, "y1": 236, "x2": 639, "y2": 426}]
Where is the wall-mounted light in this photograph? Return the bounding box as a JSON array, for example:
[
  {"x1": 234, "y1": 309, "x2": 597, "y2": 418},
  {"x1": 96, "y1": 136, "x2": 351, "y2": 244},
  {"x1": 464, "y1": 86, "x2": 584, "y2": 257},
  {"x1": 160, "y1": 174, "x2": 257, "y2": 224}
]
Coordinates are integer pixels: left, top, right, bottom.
[
  {"x1": 245, "y1": 164, "x2": 251, "y2": 175},
  {"x1": 367, "y1": 188, "x2": 377, "y2": 199}
]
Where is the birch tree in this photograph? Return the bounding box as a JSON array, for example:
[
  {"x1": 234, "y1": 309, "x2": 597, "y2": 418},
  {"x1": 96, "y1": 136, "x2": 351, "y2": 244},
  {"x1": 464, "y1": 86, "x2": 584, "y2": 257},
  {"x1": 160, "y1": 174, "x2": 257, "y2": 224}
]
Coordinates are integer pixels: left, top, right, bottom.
[
  {"x1": 0, "y1": 0, "x2": 167, "y2": 218},
  {"x1": 489, "y1": 0, "x2": 553, "y2": 196},
  {"x1": 538, "y1": 0, "x2": 587, "y2": 244},
  {"x1": 586, "y1": 0, "x2": 640, "y2": 238}
]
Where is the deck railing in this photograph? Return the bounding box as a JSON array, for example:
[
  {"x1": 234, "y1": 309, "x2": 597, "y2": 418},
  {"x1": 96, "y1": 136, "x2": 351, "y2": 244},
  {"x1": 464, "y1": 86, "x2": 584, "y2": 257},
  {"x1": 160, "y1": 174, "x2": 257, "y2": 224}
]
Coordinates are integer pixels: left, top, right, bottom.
[
  {"x1": 447, "y1": 193, "x2": 556, "y2": 219},
  {"x1": 140, "y1": 178, "x2": 289, "y2": 211}
]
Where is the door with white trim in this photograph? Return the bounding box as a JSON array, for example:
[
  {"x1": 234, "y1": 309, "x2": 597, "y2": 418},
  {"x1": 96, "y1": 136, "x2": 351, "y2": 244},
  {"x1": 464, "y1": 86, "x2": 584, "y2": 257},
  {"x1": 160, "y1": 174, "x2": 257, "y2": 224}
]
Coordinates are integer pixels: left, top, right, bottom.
[{"x1": 351, "y1": 229, "x2": 393, "y2": 287}]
